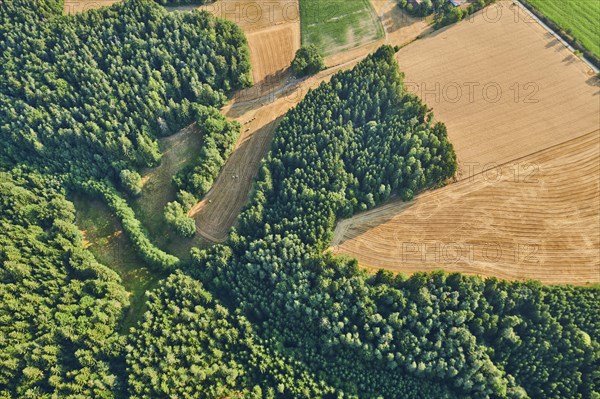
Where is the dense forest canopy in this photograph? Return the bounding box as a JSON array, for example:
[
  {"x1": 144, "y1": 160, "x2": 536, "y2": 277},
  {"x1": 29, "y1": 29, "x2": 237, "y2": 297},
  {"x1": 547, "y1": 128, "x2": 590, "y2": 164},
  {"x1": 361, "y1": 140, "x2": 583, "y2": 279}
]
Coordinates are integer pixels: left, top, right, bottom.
[
  {"x1": 0, "y1": 0, "x2": 250, "y2": 183},
  {"x1": 0, "y1": 1, "x2": 598, "y2": 398},
  {"x1": 0, "y1": 169, "x2": 128, "y2": 397}
]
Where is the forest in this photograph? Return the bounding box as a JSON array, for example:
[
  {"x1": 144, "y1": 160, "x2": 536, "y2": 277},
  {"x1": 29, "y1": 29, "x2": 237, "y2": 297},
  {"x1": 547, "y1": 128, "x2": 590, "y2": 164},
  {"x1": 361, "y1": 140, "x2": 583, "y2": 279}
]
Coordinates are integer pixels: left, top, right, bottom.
[
  {"x1": 186, "y1": 46, "x2": 598, "y2": 398},
  {"x1": 0, "y1": 0, "x2": 250, "y2": 183},
  {"x1": 0, "y1": 1, "x2": 598, "y2": 398},
  {"x1": 0, "y1": 169, "x2": 128, "y2": 397}
]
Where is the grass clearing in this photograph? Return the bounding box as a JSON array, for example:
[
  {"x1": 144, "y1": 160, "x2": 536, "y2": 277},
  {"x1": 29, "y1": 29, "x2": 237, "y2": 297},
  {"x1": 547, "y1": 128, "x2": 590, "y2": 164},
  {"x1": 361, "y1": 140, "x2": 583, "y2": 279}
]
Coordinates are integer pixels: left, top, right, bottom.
[
  {"x1": 72, "y1": 195, "x2": 167, "y2": 332},
  {"x1": 300, "y1": 0, "x2": 383, "y2": 55},
  {"x1": 133, "y1": 124, "x2": 209, "y2": 258},
  {"x1": 525, "y1": 0, "x2": 600, "y2": 58}
]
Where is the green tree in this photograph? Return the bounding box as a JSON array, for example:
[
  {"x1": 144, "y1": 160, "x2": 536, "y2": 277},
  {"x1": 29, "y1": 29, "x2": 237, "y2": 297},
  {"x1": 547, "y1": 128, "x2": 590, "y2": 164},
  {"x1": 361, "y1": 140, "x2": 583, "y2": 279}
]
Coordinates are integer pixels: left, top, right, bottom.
[
  {"x1": 164, "y1": 201, "x2": 196, "y2": 238},
  {"x1": 291, "y1": 45, "x2": 325, "y2": 77},
  {"x1": 119, "y1": 169, "x2": 143, "y2": 197}
]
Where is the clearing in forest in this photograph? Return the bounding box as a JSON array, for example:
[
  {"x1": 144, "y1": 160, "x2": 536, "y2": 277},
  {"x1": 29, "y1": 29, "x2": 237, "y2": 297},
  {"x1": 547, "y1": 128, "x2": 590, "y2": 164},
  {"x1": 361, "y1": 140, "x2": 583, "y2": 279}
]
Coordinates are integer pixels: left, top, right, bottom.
[
  {"x1": 188, "y1": 66, "x2": 346, "y2": 242},
  {"x1": 73, "y1": 195, "x2": 166, "y2": 330},
  {"x1": 331, "y1": 1, "x2": 600, "y2": 285},
  {"x1": 133, "y1": 125, "x2": 209, "y2": 257}
]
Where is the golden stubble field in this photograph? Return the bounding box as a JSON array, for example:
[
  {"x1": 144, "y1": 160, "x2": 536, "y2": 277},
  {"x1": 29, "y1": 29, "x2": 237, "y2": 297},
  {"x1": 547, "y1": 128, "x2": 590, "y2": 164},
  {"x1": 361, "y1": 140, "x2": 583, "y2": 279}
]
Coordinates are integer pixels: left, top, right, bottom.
[
  {"x1": 331, "y1": 131, "x2": 600, "y2": 285},
  {"x1": 395, "y1": 1, "x2": 599, "y2": 170},
  {"x1": 202, "y1": 0, "x2": 301, "y2": 84},
  {"x1": 332, "y1": 1, "x2": 600, "y2": 285}
]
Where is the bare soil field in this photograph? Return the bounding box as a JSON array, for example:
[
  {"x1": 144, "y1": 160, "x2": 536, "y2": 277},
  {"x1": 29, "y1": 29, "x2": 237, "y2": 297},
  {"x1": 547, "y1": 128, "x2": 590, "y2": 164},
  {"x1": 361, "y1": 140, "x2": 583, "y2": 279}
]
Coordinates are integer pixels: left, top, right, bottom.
[
  {"x1": 331, "y1": 131, "x2": 600, "y2": 286},
  {"x1": 395, "y1": 1, "x2": 599, "y2": 171}
]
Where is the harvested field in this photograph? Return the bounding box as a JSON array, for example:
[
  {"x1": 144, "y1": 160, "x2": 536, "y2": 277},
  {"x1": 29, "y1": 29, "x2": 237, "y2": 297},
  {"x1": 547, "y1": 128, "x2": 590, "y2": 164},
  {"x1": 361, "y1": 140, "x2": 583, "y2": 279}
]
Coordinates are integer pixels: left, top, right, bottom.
[
  {"x1": 246, "y1": 25, "x2": 298, "y2": 83},
  {"x1": 331, "y1": 1, "x2": 600, "y2": 285},
  {"x1": 395, "y1": 0, "x2": 599, "y2": 171},
  {"x1": 331, "y1": 131, "x2": 600, "y2": 286},
  {"x1": 202, "y1": 0, "x2": 301, "y2": 83}
]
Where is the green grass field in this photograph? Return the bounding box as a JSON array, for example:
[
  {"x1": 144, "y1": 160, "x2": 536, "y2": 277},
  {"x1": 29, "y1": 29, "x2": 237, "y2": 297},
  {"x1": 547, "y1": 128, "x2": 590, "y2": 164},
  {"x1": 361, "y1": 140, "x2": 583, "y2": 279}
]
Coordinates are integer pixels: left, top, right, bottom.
[
  {"x1": 300, "y1": 0, "x2": 383, "y2": 56},
  {"x1": 72, "y1": 195, "x2": 166, "y2": 332},
  {"x1": 526, "y1": 0, "x2": 599, "y2": 59}
]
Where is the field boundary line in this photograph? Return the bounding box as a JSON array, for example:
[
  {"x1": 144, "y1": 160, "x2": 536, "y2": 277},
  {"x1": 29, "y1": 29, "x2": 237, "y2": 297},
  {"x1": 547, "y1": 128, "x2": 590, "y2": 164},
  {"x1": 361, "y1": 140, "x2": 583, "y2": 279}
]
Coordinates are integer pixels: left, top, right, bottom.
[
  {"x1": 512, "y1": 0, "x2": 599, "y2": 73},
  {"x1": 454, "y1": 129, "x2": 600, "y2": 184}
]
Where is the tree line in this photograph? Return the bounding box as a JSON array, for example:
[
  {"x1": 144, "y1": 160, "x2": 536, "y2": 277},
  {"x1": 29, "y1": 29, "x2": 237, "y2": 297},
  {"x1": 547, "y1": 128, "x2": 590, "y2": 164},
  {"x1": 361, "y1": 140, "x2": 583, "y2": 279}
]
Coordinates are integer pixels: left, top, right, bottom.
[{"x1": 397, "y1": 0, "x2": 497, "y2": 29}]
